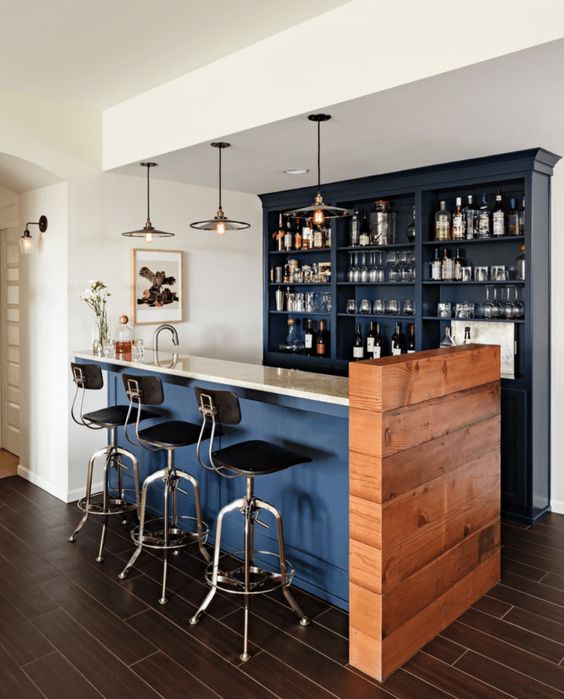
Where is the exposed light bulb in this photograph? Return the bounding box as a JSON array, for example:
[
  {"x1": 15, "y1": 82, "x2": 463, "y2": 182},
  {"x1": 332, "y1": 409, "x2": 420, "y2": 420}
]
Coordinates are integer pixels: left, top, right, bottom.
[
  {"x1": 216, "y1": 221, "x2": 226, "y2": 236},
  {"x1": 19, "y1": 234, "x2": 35, "y2": 255},
  {"x1": 312, "y1": 208, "x2": 325, "y2": 226},
  {"x1": 145, "y1": 231, "x2": 153, "y2": 243}
]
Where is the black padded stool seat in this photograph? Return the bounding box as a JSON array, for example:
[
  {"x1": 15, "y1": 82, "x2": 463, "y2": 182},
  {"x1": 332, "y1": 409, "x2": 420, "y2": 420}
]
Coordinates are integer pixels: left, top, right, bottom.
[
  {"x1": 213, "y1": 439, "x2": 311, "y2": 476},
  {"x1": 138, "y1": 420, "x2": 203, "y2": 448},
  {"x1": 83, "y1": 405, "x2": 157, "y2": 427}
]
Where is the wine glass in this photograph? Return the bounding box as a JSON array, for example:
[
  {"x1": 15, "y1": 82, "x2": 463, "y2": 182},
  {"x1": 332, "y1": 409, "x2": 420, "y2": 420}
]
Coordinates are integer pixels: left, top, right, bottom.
[{"x1": 346, "y1": 299, "x2": 357, "y2": 314}]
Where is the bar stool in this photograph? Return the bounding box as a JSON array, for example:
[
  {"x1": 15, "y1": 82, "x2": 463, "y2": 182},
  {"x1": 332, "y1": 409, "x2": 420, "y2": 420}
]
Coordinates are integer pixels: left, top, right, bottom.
[
  {"x1": 68, "y1": 362, "x2": 155, "y2": 563},
  {"x1": 118, "y1": 373, "x2": 211, "y2": 605},
  {"x1": 189, "y1": 387, "x2": 312, "y2": 662}
]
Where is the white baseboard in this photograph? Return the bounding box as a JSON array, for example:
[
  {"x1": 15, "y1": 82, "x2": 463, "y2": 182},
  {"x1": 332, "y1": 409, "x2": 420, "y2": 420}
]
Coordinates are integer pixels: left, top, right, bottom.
[
  {"x1": 551, "y1": 499, "x2": 564, "y2": 515},
  {"x1": 16, "y1": 465, "x2": 103, "y2": 504}
]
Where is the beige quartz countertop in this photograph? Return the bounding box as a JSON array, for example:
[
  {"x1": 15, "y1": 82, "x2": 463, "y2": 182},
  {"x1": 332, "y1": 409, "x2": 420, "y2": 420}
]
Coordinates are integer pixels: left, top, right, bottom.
[{"x1": 73, "y1": 350, "x2": 349, "y2": 406}]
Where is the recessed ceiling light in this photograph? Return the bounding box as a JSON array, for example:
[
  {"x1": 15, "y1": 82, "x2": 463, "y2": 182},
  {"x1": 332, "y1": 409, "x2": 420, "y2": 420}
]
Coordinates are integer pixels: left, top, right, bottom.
[{"x1": 284, "y1": 168, "x2": 309, "y2": 175}]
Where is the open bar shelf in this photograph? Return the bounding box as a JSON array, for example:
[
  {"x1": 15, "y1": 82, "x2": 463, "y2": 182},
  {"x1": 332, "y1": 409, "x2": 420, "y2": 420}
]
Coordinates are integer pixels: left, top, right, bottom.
[{"x1": 260, "y1": 148, "x2": 560, "y2": 522}]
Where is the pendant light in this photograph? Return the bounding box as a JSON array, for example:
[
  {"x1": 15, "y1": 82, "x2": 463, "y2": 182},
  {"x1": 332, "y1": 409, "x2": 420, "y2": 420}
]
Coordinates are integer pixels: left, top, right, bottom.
[
  {"x1": 284, "y1": 114, "x2": 353, "y2": 225},
  {"x1": 122, "y1": 162, "x2": 174, "y2": 242},
  {"x1": 190, "y1": 142, "x2": 250, "y2": 235}
]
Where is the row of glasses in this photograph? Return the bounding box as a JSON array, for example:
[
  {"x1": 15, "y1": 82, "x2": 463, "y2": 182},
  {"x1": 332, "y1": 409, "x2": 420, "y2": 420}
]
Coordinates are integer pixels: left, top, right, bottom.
[
  {"x1": 286, "y1": 292, "x2": 332, "y2": 313},
  {"x1": 437, "y1": 286, "x2": 524, "y2": 320},
  {"x1": 346, "y1": 298, "x2": 415, "y2": 316},
  {"x1": 346, "y1": 251, "x2": 416, "y2": 284},
  {"x1": 388, "y1": 250, "x2": 416, "y2": 283}
]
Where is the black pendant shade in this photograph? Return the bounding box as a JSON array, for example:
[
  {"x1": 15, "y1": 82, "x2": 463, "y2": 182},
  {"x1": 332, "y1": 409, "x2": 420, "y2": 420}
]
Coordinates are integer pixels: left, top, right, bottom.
[
  {"x1": 122, "y1": 162, "x2": 174, "y2": 241},
  {"x1": 190, "y1": 142, "x2": 250, "y2": 235},
  {"x1": 284, "y1": 114, "x2": 353, "y2": 225}
]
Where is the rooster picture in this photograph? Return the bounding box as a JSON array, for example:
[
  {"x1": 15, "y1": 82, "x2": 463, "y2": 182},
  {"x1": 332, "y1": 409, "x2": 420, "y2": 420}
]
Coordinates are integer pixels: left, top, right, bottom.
[{"x1": 137, "y1": 266, "x2": 179, "y2": 307}]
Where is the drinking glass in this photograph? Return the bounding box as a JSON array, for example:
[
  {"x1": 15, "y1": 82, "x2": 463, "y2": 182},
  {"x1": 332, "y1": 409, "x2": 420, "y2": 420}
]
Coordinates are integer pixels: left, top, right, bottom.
[
  {"x1": 475, "y1": 266, "x2": 489, "y2": 282},
  {"x1": 373, "y1": 298, "x2": 384, "y2": 314},
  {"x1": 359, "y1": 299, "x2": 372, "y2": 314},
  {"x1": 461, "y1": 266, "x2": 473, "y2": 282},
  {"x1": 388, "y1": 252, "x2": 400, "y2": 283},
  {"x1": 491, "y1": 265, "x2": 507, "y2": 281},
  {"x1": 438, "y1": 302, "x2": 452, "y2": 318},
  {"x1": 386, "y1": 299, "x2": 400, "y2": 315},
  {"x1": 132, "y1": 338, "x2": 144, "y2": 361},
  {"x1": 103, "y1": 341, "x2": 116, "y2": 358},
  {"x1": 403, "y1": 299, "x2": 415, "y2": 316},
  {"x1": 305, "y1": 292, "x2": 317, "y2": 313},
  {"x1": 346, "y1": 299, "x2": 357, "y2": 314}
]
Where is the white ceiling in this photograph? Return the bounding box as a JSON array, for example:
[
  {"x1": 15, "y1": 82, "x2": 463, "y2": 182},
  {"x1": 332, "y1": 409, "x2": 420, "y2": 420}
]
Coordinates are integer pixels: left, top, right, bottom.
[
  {"x1": 0, "y1": 0, "x2": 350, "y2": 109},
  {"x1": 113, "y1": 39, "x2": 564, "y2": 195}
]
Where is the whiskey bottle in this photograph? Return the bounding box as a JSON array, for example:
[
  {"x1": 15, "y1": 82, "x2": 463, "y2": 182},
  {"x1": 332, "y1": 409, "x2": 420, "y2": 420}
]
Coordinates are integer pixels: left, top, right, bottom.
[
  {"x1": 507, "y1": 197, "x2": 519, "y2": 236},
  {"x1": 431, "y1": 248, "x2": 442, "y2": 280},
  {"x1": 304, "y1": 319, "x2": 314, "y2": 356},
  {"x1": 492, "y1": 191, "x2": 505, "y2": 237},
  {"x1": 353, "y1": 323, "x2": 364, "y2": 360},
  {"x1": 454, "y1": 247, "x2": 463, "y2": 281},
  {"x1": 463, "y1": 195, "x2": 477, "y2": 239},
  {"x1": 273, "y1": 213, "x2": 285, "y2": 251},
  {"x1": 452, "y1": 197, "x2": 465, "y2": 240},
  {"x1": 519, "y1": 196, "x2": 525, "y2": 235},
  {"x1": 316, "y1": 320, "x2": 328, "y2": 357},
  {"x1": 477, "y1": 193, "x2": 491, "y2": 238},
  {"x1": 313, "y1": 225, "x2": 324, "y2": 249},
  {"x1": 407, "y1": 323, "x2": 416, "y2": 353},
  {"x1": 294, "y1": 221, "x2": 303, "y2": 249},
  {"x1": 406, "y1": 206, "x2": 416, "y2": 243},
  {"x1": 391, "y1": 322, "x2": 404, "y2": 356},
  {"x1": 435, "y1": 200, "x2": 451, "y2": 241},
  {"x1": 359, "y1": 212, "x2": 370, "y2": 246},
  {"x1": 441, "y1": 249, "x2": 454, "y2": 281}
]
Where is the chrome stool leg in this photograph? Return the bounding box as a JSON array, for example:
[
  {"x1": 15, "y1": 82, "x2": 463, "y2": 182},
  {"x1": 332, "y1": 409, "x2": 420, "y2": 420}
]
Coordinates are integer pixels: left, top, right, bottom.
[
  {"x1": 96, "y1": 451, "x2": 112, "y2": 563},
  {"x1": 257, "y1": 497, "x2": 310, "y2": 626},
  {"x1": 160, "y1": 474, "x2": 170, "y2": 605},
  {"x1": 241, "y1": 480, "x2": 254, "y2": 662},
  {"x1": 190, "y1": 498, "x2": 242, "y2": 625},
  {"x1": 68, "y1": 447, "x2": 98, "y2": 542},
  {"x1": 176, "y1": 470, "x2": 211, "y2": 564}
]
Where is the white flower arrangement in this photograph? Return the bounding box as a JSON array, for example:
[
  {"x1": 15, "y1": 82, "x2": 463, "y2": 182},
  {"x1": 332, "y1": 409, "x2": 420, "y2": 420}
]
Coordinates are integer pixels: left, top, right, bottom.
[{"x1": 80, "y1": 280, "x2": 111, "y2": 352}]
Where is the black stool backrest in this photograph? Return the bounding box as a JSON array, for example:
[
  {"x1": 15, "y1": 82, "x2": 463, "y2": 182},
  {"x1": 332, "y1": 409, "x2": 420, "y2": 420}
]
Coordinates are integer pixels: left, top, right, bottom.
[
  {"x1": 194, "y1": 387, "x2": 241, "y2": 425},
  {"x1": 123, "y1": 374, "x2": 164, "y2": 406},
  {"x1": 71, "y1": 362, "x2": 103, "y2": 390}
]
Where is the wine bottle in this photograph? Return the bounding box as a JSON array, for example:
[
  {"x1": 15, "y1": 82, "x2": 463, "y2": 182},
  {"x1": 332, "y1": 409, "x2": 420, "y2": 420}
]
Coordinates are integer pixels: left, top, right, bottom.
[
  {"x1": 391, "y1": 322, "x2": 404, "y2": 356},
  {"x1": 316, "y1": 320, "x2": 328, "y2": 357},
  {"x1": 492, "y1": 191, "x2": 505, "y2": 237},
  {"x1": 366, "y1": 321, "x2": 375, "y2": 357},
  {"x1": 353, "y1": 323, "x2": 364, "y2": 360},
  {"x1": 452, "y1": 197, "x2": 465, "y2": 239},
  {"x1": 304, "y1": 319, "x2": 314, "y2": 356},
  {"x1": 435, "y1": 200, "x2": 451, "y2": 241},
  {"x1": 407, "y1": 323, "x2": 416, "y2": 353}
]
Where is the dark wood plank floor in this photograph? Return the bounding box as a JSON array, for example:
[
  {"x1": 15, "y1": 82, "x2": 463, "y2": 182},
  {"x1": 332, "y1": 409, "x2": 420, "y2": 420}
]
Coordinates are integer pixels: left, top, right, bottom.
[{"x1": 0, "y1": 475, "x2": 563, "y2": 698}]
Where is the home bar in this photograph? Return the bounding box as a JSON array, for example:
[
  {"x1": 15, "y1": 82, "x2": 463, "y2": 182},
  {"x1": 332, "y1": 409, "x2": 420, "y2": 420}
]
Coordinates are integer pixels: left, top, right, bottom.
[{"x1": 4, "y1": 9, "x2": 564, "y2": 695}]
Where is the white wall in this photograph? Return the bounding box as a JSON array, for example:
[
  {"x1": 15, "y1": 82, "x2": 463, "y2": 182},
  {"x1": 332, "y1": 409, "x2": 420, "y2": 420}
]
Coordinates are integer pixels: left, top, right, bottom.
[{"x1": 18, "y1": 182, "x2": 70, "y2": 499}]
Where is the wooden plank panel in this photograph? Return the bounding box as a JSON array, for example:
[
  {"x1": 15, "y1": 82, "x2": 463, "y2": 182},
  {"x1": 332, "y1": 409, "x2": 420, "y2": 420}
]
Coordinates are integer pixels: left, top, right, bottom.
[
  {"x1": 349, "y1": 494, "x2": 381, "y2": 549},
  {"x1": 349, "y1": 538, "x2": 381, "y2": 593},
  {"x1": 382, "y1": 381, "x2": 500, "y2": 457},
  {"x1": 349, "y1": 449, "x2": 382, "y2": 502}
]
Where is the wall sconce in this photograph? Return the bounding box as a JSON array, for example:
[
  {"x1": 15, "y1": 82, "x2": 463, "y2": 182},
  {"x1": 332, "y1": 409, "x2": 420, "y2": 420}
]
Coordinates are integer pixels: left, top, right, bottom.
[{"x1": 20, "y1": 215, "x2": 48, "y2": 255}]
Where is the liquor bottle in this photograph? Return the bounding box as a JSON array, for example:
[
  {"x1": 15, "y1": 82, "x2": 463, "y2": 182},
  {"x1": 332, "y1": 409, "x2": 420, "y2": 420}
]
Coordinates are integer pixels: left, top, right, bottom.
[
  {"x1": 454, "y1": 247, "x2": 464, "y2": 281},
  {"x1": 284, "y1": 217, "x2": 294, "y2": 251},
  {"x1": 516, "y1": 244, "x2": 525, "y2": 281},
  {"x1": 492, "y1": 191, "x2": 505, "y2": 237},
  {"x1": 353, "y1": 323, "x2": 364, "y2": 360},
  {"x1": 435, "y1": 200, "x2": 451, "y2": 241},
  {"x1": 441, "y1": 249, "x2": 454, "y2": 281},
  {"x1": 406, "y1": 206, "x2": 416, "y2": 243},
  {"x1": 325, "y1": 224, "x2": 331, "y2": 248},
  {"x1": 391, "y1": 322, "x2": 404, "y2": 355},
  {"x1": 519, "y1": 196, "x2": 525, "y2": 235},
  {"x1": 115, "y1": 315, "x2": 133, "y2": 359},
  {"x1": 507, "y1": 197, "x2": 519, "y2": 236},
  {"x1": 273, "y1": 213, "x2": 285, "y2": 250},
  {"x1": 350, "y1": 209, "x2": 360, "y2": 247},
  {"x1": 452, "y1": 197, "x2": 465, "y2": 240},
  {"x1": 439, "y1": 325, "x2": 456, "y2": 348},
  {"x1": 359, "y1": 212, "x2": 370, "y2": 246},
  {"x1": 316, "y1": 320, "x2": 328, "y2": 357},
  {"x1": 407, "y1": 323, "x2": 416, "y2": 353},
  {"x1": 302, "y1": 221, "x2": 313, "y2": 250},
  {"x1": 304, "y1": 319, "x2": 314, "y2": 356},
  {"x1": 313, "y1": 225, "x2": 324, "y2": 249},
  {"x1": 294, "y1": 221, "x2": 303, "y2": 249},
  {"x1": 463, "y1": 195, "x2": 477, "y2": 239},
  {"x1": 431, "y1": 248, "x2": 442, "y2": 280},
  {"x1": 477, "y1": 193, "x2": 491, "y2": 238},
  {"x1": 463, "y1": 326, "x2": 471, "y2": 344}
]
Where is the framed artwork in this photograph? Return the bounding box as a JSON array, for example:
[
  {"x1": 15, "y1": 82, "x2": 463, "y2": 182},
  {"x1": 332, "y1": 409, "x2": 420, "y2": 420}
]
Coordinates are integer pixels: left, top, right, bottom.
[{"x1": 131, "y1": 249, "x2": 183, "y2": 325}]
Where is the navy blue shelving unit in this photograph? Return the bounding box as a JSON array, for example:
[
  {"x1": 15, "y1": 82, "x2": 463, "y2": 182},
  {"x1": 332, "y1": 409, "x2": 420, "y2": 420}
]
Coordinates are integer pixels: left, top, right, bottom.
[{"x1": 260, "y1": 148, "x2": 560, "y2": 523}]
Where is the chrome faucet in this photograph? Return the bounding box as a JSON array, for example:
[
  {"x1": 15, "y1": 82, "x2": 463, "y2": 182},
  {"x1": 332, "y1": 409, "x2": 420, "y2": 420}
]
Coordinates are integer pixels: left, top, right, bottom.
[{"x1": 153, "y1": 324, "x2": 179, "y2": 359}]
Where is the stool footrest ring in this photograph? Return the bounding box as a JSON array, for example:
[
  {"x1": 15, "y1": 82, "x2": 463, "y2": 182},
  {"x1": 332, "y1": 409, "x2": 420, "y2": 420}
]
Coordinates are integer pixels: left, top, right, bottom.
[
  {"x1": 205, "y1": 549, "x2": 295, "y2": 596},
  {"x1": 131, "y1": 516, "x2": 209, "y2": 551},
  {"x1": 77, "y1": 490, "x2": 137, "y2": 516}
]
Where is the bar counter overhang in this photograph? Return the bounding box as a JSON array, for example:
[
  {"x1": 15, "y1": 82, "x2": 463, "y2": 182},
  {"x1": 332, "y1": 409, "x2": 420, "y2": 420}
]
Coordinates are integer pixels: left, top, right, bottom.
[{"x1": 73, "y1": 344, "x2": 501, "y2": 681}]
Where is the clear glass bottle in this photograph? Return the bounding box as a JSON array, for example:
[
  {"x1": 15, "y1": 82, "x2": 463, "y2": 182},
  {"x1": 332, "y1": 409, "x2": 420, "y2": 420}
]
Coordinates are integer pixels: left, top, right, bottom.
[
  {"x1": 431, "y1": 248, "x2": 442, "y2": 280},
  {"x1": 477, "y1": 193, "x2": 491, "y2": 238},
  {"x1": 492, "y1": 191, "x2": 505, "y2": 237},
  {"x1": 463, "y1": 195, "x2": 477, "y2": 239},
  {"x1": 435, "y1": 200, "x2": 451, "y2": 241},
  {"x1": 452, "y1": 197, "x2": 465, "y2": 239},
  {"x1": 280, "y1": 317, "x2": 304, "y2": 352},
  {"x1": 115, "y1": 314, "x2": 134, "y2": 359},
  {"x1": 454, "y1": 247, "x2": 464, "y2": 281},
  {"x1": 441, "y1": 249, "x2": 454, "y2": 281},
  {"x1": 439, "y1": 325, "x2": 456, "y2": 348}
]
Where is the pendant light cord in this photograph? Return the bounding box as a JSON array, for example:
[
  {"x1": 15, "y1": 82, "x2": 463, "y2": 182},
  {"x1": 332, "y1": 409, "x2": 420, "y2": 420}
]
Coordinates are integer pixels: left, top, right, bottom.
[
  {"x1": 218, "y1": 145, "x2": 223, "y2": 210},
  {"x1": 146, "y1": 165, "x2": 151, "y2": 222},
  {"x1": 317, "y1": 120, "x2": 321, "y2": 191}
]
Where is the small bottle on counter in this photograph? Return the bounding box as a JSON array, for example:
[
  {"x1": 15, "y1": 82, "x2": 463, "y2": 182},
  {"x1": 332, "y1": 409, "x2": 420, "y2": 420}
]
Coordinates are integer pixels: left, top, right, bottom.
[{"x1": 115, "y1": 315, "x2": 133, "y2": 359}]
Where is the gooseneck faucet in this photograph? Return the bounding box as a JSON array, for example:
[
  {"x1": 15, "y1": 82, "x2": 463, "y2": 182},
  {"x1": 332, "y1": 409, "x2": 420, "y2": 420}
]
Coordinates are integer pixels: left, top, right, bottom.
[{"x1": 153, "y1": 324, "x2": 179, "y2": 359}]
